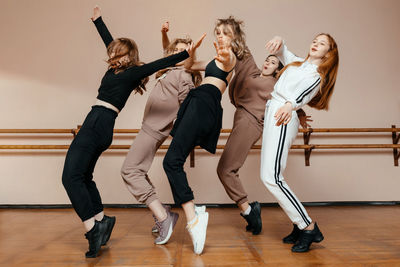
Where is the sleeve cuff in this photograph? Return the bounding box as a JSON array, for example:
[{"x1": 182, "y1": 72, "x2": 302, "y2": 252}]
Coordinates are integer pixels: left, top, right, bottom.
[
  {"x1": 285, "y1": 100, "x2": 297, "y2": 110},
  {"x1": 92, "y1": 16, "x2": 103, "y2": 25},
  {"x1": 180, "y1": 50, "x2": 189, "y2": 60}
]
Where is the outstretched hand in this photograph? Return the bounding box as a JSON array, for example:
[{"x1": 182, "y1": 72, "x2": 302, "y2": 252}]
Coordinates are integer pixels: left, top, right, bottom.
[
  {"x1": 265, "y1": 36, "x2": 283, "y2": 54},
  {"x1": 299, "y1": 115, "x2": 313, "y2": 129},
  {"x1": 213, "y1": 40, "x2": 232, "y2": 65},
  {"x1": 186, "y1": 33, "x2": 206, "y2": 57},
  {"x1": 91, "y1": 6, "x2": 101, "y2": 21},
  {"x1": 161, "y1": 21, "x2": 169, "y2": 33}
]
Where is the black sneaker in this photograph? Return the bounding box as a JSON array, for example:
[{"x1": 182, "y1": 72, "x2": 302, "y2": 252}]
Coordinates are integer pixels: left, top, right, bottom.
[
  {"x1": 240, "y1": 201, "x2": 262, "y2": 235},
  {"x1": 85, "y1": 220, "x2": 107, "y2": 258},
  {"x1": 283, "y1": 224, "x2": 301, "y2": 244},
  {"x1": 291, "y1": 222, "x2": 324, "y2": 253},
  {"x1": 101, "y1": 215, "x2": 116, "y2": 246}
]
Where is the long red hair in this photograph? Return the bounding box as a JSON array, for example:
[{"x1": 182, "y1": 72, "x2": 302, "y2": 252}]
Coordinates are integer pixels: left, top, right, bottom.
[{"x1": 278, "y1": 33, "x2": 339, "y2": 110}]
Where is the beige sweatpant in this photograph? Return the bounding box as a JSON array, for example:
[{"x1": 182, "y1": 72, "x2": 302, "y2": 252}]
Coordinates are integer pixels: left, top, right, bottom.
[
  {"x1": 217, "y1": 108, "x2": 263, "y2": 205},
  {"x1": 121, "y1": 129, "x2": 167, "y2": 206}
]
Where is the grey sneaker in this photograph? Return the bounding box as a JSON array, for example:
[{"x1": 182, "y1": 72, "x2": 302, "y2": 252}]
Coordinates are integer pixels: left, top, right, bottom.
[
  {"x1": 152, "y1": 205, "x2": 171, "y2": 233},
  {"x1": 154, "y1": 210, "x2": 179, "y2": 245},
  {"x1": 187, "y1": 211, "x2": 209, "y2": 254}
]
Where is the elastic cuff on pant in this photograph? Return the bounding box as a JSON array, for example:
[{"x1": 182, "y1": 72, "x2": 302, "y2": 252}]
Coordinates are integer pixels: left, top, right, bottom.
[
  {"x1": 81, "y1": 212, "x2": 97, "y2": 222},
  {"x1": 177, "y1": 196, "x2": 194, "y2": 206},
  {"x1": 297, "y1": 220, "x2": 311, "y2": 230},
  {"x1": 145, "y1": 194, "x2": 159, "y2": 207},
  {"x1": 93, "y1": 207, "x2": 104, "y2": 216},
  {"x1": 236, "y1": 197, "x2": 249, "y2": 206}
]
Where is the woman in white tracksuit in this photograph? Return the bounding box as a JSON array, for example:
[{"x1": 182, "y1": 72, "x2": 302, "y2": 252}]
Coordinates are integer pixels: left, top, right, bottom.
[{"x1": 262, "y1": 34, "x2": 339, "y2": 252}]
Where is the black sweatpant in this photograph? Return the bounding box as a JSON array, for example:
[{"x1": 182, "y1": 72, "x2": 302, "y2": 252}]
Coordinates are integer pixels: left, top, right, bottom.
[
  {"x1": 62, "y1": 106, "x2": 117, "y2": 221},
  {"x1": 163, "y1": 84, "x2": 222, "y2": 205}
]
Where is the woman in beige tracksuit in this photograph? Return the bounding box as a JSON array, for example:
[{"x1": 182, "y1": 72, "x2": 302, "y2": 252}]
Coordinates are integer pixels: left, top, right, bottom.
[{"x1": 120, "y1": 22, "x2": 203, "y2": 245}]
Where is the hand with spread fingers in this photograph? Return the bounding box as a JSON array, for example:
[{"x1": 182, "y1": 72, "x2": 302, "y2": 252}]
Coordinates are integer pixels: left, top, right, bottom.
[
  {"x1": 186, "y1": 33, "x2": 206, "y2": 57},
  {"x1": 299, "y1": 115, "x2": 313, "y2": 129},
  {"x1": 265, "y1": 36, "x2": 283, "y2": 54},
  {"x1": 213, "y1": 40, "x2": 234, "y2": 66}
]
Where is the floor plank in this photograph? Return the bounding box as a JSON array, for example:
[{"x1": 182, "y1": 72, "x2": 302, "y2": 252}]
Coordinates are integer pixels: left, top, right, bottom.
[{"x1": 0, "y1": 206, "x2": 400, "y2": 266}]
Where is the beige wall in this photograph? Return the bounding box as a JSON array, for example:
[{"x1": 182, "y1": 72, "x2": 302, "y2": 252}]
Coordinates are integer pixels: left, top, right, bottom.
[{"x1": 0, "y1": 0, "x2": 399, "y2": 205}]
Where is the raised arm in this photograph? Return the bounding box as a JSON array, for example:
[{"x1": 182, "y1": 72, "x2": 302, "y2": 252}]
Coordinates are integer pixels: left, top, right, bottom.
[
  {"x1": 183, "y1": 33, "x2": 207, "y2": 71},
  {"x1": 129, "y1": 34, "x2": 204, "y2": 80},
  {"x1": 214, "y1": 40, "x2": 236, "y2": 73},
  {"x1": 161, "y1": 21, "x2": 171, "y2": 52},
  {"x1": 91, "y1": 6, "x2": 113, "y2": 48},
  {"x1": 126, "y1": 50, "x2": 190, "y2": 81},
  {"x1": 266, "y1": 36, "x2": 304, "y2": 65}
]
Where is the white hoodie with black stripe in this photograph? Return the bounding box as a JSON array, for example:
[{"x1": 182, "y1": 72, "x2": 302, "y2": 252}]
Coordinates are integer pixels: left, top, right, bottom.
[{"x1": 272, "y1": 43, "x2": 321, "y2": 110}]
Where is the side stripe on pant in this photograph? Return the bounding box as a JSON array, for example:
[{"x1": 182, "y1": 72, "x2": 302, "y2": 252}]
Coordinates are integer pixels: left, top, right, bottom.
[{"x1": 274, "y1": 125, "x2": 311, "y2": 226}]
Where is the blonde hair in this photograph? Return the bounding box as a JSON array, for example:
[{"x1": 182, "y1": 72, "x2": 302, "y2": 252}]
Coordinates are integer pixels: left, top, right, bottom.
[
  {"x1": 156, "y1": 38, "x2": 202, "y2": 87},
  {"x1": 214, "y1": 16, "x2": 250, "y2": 60},
  {"x1": 277, "y1": 33, "x2": 339, "y2": 110},
  {"x1": 164, "y1": 37, "x2": 191, "y2": 56}
]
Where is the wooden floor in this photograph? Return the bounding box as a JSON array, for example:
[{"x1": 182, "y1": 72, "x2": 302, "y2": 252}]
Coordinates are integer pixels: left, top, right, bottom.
[{"x1": 1, "y1": 206, "x2": 400, "y2": 266}]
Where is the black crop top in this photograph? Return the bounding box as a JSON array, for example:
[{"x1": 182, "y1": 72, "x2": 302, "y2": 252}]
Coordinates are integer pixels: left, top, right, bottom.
[
  {"x1": 204, "y1": 59, "x2": 233, "y2": 86},
  {"x1": 92, "y1": 17, "x2": 189, "y2": 111}
]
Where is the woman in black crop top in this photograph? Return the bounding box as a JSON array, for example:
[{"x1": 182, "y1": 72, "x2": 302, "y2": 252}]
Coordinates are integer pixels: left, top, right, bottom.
[
  {"x1": 61, "y1": 6, "x2": 202, "y2": 258},
  {"x1": 162, "y1": 20, "x2": 243, "y2": 255},
  {"x1": 204, "y1": 59, "x2": 232, "y2": 86}
]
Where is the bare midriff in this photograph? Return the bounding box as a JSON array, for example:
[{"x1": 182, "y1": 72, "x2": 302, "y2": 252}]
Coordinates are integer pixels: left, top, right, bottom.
[
  {"x1": 95, "y1": 99, "x2": 120, "y2": 113},
  {"x1": 201, "y1": 77, "x2": 229, "y2": 95}
]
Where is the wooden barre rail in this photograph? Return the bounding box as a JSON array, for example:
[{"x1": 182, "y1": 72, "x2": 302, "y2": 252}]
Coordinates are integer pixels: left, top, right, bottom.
[
  {"x1": 1, "y1": 126, "x2": 399, "y2": 167},
  {"x1": 2, "y1": 144, "x2": 400, "y2": 150},
  {"x1": 1, "y1": 128, "x2": 400, "y2": 134}
]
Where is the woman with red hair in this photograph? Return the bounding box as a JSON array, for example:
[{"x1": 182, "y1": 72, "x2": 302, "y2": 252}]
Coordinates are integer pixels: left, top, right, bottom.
[{"x1": 262, "y1": 34, "x2": 339, "y2": 252}]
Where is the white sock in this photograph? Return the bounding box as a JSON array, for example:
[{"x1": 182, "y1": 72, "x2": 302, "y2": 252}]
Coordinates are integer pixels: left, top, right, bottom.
[
  {"x1": 187, "y1": 215, "x2": 198, "y2": 227},
  {"x1": 242, "y1": 206, "x2": 251, "y2": 216}
]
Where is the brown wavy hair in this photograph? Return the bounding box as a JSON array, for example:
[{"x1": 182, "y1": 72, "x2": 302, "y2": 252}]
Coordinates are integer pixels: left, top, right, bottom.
[
  {"x1": 277, "y1": 33, "x2": 339, "y2": 110},
  {"x1": 266, "y1": 55, "x2": 284, "y2": 78},
  {"x1": 107, "y1": 38, "x2": 148, "y2": 95},
  {"x1": 214, "y1": 16, "x2": 250, "y2": 60},
  {"x1": 156, "y1": 38, "x2": 202, "y2": 87}
]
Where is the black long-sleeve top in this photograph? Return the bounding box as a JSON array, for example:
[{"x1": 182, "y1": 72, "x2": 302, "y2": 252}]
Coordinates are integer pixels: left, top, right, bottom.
[{"x1": 92, "y1": 17, "x2": 189, "y2": 111}]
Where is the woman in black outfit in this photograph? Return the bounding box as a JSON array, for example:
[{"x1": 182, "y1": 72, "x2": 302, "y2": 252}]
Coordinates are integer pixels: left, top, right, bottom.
[
  {"x1": 162, "y1": 19, "x2": 242, "y2": 255},
  {"x1": 61, "y1": 7, "x2": 201, "y2": 258}
]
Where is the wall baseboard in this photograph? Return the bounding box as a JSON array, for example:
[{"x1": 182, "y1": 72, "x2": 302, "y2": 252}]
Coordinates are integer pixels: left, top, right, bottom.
[{"x1": 0, "y1": 201, "x2": 399, "y2": 209}]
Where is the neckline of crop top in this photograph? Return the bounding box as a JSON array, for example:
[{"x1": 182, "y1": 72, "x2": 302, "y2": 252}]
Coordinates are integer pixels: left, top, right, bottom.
[{"x1": 204, "y1": 59, "x2": 233, "y2": 86}]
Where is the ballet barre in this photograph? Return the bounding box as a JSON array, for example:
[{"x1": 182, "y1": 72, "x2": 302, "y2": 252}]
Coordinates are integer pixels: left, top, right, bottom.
[{"x1": 0, "y1": 126, "x2": 399, "y2": 166}]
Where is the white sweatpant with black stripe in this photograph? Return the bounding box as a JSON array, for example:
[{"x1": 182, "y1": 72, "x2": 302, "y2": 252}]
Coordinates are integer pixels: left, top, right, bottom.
[{"x1": 260, "y1": 99, "x2": 312, "y2": 230}]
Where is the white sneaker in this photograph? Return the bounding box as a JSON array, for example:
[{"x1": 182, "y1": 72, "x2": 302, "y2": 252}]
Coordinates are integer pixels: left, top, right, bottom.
[
  {"x1": 187, "y1": 211, "x2": 209, "y2": 255},
  {"x1": 195, "y1": 205, "x2": 206, "y2": 214}
]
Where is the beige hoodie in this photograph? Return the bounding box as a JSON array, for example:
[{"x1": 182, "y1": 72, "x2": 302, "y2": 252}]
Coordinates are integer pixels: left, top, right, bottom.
[{"x1": 141, "y1": 67, "x2": 195, "y2": 140}]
